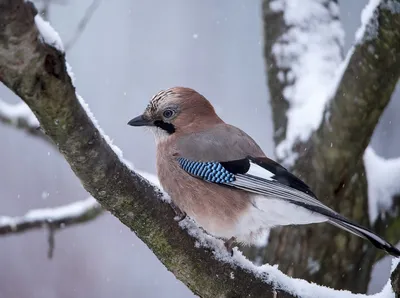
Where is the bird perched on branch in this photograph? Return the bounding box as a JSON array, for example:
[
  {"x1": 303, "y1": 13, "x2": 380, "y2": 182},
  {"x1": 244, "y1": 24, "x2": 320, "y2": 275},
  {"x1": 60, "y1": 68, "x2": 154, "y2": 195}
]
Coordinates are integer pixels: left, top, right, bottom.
[{"x1": 128, "y1": 87, "x2": 400, "y2": 257}]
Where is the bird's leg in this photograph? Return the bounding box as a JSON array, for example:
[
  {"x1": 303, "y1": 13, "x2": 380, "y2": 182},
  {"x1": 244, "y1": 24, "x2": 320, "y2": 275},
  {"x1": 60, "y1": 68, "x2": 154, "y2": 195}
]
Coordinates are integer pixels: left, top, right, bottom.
[
  {"x1": 171, "y1": 202, "x2": 187, "y2": 222},
  {"x1": 224, "y1": 237, "x2": 236, "y2": 256}
]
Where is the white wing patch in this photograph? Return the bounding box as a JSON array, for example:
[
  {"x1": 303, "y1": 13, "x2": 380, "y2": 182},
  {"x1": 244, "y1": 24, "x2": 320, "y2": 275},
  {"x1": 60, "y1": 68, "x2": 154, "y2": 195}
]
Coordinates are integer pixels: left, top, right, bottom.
[{"x1": 246, "y1": 161, "x2": 275, "y2": 181}]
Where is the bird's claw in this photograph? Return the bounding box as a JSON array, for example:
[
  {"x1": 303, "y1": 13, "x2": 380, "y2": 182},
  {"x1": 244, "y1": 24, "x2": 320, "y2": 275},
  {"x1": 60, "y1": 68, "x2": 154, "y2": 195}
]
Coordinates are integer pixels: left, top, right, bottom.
[
  {"x1": 224, "y1": 237, "x2": 236, "y2": 256},
  {"x1": 171, "y1": 203, "x2": 187, "y2": 222}
]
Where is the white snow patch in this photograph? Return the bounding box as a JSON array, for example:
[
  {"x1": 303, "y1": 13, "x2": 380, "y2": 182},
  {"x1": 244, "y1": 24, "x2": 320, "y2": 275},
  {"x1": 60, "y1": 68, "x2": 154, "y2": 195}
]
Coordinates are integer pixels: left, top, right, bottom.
[
  {"x1": 178, "y1": 216, "x2": 398, "y2": 298},
  {"x1": 355, "y1": 0, "x2": 381, "y2": 43},
  {"x1": 270, "y1": 0, "x2": 344, "y2": 166},
  {"x1": 34, "y1": 15, "x2": 64, "y2": 52},
  {"x1": 0, "y1": 100, "x2": 39, "y2": 127},
  {"x1": 364, "y1": 147, "x2": 400, "y2": 224}
]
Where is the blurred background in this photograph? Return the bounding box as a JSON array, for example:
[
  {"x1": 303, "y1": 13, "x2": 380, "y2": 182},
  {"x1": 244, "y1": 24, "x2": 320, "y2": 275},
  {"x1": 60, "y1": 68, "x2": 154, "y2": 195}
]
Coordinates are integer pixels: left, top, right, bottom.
[{"x1": 1, "y1": 0, "x2": 399, "y2": 297}]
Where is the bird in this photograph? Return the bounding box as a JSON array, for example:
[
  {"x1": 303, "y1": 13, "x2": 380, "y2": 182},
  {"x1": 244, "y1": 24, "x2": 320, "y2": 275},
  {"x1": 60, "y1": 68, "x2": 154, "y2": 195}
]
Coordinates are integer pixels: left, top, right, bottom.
[{"x1": 127, "y1": 86, "x2": 400, "y2": 257}]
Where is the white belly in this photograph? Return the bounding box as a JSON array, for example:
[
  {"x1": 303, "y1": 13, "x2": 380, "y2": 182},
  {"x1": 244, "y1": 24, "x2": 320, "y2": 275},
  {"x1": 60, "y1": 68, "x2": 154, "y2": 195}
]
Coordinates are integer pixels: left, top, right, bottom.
[{"x1": 231, "y1": 196, "x2": 327, "y2": 244}]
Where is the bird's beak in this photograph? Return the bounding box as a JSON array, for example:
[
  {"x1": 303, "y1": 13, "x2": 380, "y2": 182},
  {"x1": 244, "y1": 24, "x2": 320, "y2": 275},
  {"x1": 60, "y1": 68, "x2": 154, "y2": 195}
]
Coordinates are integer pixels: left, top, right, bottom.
[{"x1": 127, "y1": 115, "x2": 153, "y2": 127}]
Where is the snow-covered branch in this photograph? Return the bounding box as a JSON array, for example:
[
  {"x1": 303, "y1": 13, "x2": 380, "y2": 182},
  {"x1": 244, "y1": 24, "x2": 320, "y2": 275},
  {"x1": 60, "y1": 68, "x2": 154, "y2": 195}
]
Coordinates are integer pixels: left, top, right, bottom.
[{"x1": 0, "y1": 197, "x2": 102, "y2": 235}]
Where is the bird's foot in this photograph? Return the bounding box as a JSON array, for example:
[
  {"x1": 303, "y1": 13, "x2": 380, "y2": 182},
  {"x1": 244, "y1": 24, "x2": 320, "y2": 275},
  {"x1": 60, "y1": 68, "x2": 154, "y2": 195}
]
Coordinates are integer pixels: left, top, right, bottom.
[
  {"x1": 224, "y1": 237, "x2": 236, "y2": 257},
  {"x1": 171, "y1": 203, "x2": 187, "y2": 222}
]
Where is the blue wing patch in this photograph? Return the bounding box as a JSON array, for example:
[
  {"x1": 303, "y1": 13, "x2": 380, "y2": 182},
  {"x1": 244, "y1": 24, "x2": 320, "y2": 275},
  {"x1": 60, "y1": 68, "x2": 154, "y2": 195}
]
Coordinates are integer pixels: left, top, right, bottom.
[{"x1": 177, "y1": 157, "x2": 235, "y2": 183}]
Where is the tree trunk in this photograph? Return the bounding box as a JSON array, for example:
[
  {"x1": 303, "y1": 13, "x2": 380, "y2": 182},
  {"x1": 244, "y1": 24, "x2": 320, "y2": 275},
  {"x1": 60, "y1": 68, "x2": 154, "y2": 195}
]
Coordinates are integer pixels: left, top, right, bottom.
[{"x1": 259, "y1": 0, "x2": 400, "y2": 293}]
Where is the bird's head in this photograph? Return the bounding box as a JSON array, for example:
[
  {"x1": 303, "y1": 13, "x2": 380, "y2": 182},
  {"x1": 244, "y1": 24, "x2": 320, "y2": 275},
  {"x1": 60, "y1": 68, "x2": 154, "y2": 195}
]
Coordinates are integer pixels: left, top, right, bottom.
[{"x1": 128, "y1": 87, "x2": 222, "y2": 141}]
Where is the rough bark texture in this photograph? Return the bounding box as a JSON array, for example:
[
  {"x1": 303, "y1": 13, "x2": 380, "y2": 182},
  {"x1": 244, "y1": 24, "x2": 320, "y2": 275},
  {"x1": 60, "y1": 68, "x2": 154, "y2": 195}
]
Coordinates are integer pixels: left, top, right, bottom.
[
  {"x1": 262, "y1": 0, "x2": 400, "y2": 293},
  {"x1": 0, "y1": 1, "x2": 294, "y2": 297}
]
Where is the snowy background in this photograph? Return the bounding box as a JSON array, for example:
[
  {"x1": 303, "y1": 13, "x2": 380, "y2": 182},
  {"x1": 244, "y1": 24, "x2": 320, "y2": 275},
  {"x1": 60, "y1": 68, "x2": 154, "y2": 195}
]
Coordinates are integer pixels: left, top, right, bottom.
[{"x1": 0, "y1": 0, "x2": 399, "y2": 297}]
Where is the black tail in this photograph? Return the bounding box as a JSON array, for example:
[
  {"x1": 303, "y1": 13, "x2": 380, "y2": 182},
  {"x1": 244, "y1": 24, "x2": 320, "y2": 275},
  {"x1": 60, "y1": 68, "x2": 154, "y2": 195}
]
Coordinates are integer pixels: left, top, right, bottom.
[{"x1": 329, "y1": 218, "x2": 400, "y2": 257}]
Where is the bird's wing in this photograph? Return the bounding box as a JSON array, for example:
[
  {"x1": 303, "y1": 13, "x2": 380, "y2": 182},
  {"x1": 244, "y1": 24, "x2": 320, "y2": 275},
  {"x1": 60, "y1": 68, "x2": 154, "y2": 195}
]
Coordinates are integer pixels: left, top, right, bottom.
[
  {"x1": 177, "y1": 155, "x2": 400, "y2": 257},
  {"x1": 175, "y1": 124, "x2": 266, "y2": 162}
]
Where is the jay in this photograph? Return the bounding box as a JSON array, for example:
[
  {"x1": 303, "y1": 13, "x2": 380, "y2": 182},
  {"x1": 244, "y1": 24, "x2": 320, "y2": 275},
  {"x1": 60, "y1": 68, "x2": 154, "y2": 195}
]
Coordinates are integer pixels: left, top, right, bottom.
[{"x1": 128, "y1": 87, "x2": 400, "y2": 257}]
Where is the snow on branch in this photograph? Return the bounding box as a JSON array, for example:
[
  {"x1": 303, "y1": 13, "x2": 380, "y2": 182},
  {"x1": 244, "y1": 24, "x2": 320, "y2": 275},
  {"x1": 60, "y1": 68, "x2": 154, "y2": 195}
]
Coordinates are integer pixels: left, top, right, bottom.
[
  {"x1": 266, "y1": 0, "x2": 344, "y2": 166},
  {"x1": 0, "y1": 1, "x2": 399, "y2": 297},
  {"x1": 0, "y1": 197, "x2": 102, "y2": 235},
  {"x1": 364, "y1": 147, "x2": 400, "y2": 224}
]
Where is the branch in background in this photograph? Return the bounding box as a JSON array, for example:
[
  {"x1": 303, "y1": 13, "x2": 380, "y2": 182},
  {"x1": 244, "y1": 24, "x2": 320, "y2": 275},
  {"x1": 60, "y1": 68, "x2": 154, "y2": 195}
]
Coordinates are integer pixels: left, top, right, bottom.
[
  {"x1": 0, "y1": 99, "x2": 51, "y2": 142},
  {"x1": 0, "y1": 197, "x2": 102, "y2": 235},
  {"x1": 1, "y1": 1, "x2": 400, "y2": 297},
  {"x1": 64, "y1": 0, "x2": 101, "y2": 51},
  {"x1": 263, "y1": 0, "x2": 400, "y2": 292},
  {"x1": 0, "y1": 169, "x2": 162, "y2": 237},
  {"x1": 0, "y1": 197, "x2": 102, "y2": 259}
]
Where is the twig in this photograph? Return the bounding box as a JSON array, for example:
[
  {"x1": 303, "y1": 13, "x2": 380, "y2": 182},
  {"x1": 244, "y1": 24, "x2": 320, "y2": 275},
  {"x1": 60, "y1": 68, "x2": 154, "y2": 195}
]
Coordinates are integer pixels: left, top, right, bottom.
[{"x1": 64, "y1": 0, "x2": 101, "y2": 51}]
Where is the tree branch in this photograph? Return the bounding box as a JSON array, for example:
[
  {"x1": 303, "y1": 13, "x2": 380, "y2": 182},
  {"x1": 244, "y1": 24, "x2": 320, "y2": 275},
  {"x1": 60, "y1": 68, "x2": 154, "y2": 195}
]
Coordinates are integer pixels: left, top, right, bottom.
[
  {"x1": 298, "y1": 0, "x2": 400, "y2": 189},
  {"x1": 0, "y1": 1, "x2": 398, "y2": 297},
  {"x1": 0, "y1": 197, "x2": 102, "y2": 235},
  {"x1": 64, "y1": 0, "x2": 101, "y2": 51}
]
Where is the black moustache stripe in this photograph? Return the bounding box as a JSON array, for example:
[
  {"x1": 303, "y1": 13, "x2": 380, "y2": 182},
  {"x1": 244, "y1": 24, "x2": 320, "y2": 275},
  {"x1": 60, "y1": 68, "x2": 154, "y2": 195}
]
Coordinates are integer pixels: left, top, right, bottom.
[{"x1": 154, "y1": 120, "x2": 176, "y2": 134}]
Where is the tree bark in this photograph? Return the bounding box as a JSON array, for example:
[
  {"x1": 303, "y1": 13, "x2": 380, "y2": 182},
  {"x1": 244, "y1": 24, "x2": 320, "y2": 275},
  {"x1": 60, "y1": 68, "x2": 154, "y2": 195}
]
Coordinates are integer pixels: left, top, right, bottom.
[{"x1": 262, "y1": 0, "x2": 400, "y2": 293}]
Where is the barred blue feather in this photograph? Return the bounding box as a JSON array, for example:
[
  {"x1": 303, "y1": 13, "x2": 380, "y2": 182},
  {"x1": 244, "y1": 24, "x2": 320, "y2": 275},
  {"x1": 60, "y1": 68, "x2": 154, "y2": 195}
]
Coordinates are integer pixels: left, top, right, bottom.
[{"x1": 177, "y1": 158, "x2": 235, "y2": 183}]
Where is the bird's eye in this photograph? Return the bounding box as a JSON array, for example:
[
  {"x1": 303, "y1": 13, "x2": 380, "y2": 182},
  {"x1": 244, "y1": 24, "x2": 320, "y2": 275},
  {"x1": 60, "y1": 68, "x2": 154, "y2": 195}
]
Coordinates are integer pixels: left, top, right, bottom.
[{"x1": 162, "y1": 109, "x2": 174, "y2": 119}]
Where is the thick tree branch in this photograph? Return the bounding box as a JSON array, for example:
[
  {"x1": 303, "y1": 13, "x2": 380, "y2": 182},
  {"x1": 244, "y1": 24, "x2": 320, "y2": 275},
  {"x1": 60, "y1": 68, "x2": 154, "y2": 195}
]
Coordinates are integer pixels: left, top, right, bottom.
[
  {"x1": 0, "y1": 197, "x2": 102, "y2": 235},
  {"x1": 263, "y1": 0, "x2": 400, "y2": 292},
  {"x1": 299, "y1": 0, "x2": 400, "y2": 188}
]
